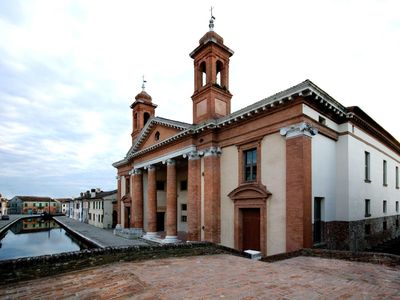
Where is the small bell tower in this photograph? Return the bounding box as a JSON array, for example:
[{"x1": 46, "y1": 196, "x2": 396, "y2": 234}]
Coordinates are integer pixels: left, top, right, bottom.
[
  {"x1": 190, "y1": 10, "x2": 234, "y2": 124},
  {"x1": 130, "y1": 77, "x2": 157, "y2": 144}
]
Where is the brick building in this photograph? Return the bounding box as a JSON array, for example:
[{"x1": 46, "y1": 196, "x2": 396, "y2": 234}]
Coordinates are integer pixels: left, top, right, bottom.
[{"x1": 113, "y1": 18, "x2": 400, "y2": 255}]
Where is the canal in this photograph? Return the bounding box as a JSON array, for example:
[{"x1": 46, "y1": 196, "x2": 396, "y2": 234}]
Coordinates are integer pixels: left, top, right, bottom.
[{"x1": 0, "y1": 217, "x2": 94, "y2": 260}]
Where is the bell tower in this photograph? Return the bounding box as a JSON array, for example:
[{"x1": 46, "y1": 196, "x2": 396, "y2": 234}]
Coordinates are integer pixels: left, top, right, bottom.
[
  {"x1": 190, "y1": 13, "x2": 234, "y2": 124},
  {"x1": 130, "y1": 78, "x2": 157, "y2": 144}
]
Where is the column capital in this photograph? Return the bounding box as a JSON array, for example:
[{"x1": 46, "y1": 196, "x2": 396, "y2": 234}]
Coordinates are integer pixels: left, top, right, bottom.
[
  {"x1": 204, "y1": 146, "x2": 222, "y2": 157},
  {"x1": 165, "y1": 158, "x2": 175, "y2": 166},
  {"x1": 132, "y1": 168, "x2": 142, "y2": 175},
  {"x1": 116, "y1": 176, "x2": 121, "y2": 180},
  {"x1": 187, "y1": 150, "x2": 200, "y2": 160},
  {"x1": 146, "y1": 165, "x2": 156, "y2": 171},
  {"x1": 280, "y1": 122, "x2": 318, "y2": 139}
]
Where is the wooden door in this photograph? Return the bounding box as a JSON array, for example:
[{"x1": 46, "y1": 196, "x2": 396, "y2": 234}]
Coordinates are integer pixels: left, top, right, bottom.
[{"x1": 242, "y1": 208, "x2": 260, "y2": 251}]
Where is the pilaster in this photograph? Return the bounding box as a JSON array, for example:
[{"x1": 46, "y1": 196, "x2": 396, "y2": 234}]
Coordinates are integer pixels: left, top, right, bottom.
[{"x1": 187, "y1": 151, "x2": 201, "y2": 241}]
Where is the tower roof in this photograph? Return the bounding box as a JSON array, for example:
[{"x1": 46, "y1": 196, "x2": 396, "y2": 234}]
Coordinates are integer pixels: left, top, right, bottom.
[{"x1": 134, "y1": 90, "x2": 152, "y2": 103}]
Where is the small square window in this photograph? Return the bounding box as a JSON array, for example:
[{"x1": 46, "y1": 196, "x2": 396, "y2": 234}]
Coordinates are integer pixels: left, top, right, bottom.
[
  {"x1": 156, "y1": 181, "x2": 165, "y2": 191},
  {"x1": 180, "y1": 180, "x2": 188, "y2": 191},
  {"x1": 181, "y1": 215, "x2": 187, "y2": 222},
  {"x1": 181, "y1": 204, "x2": 187, "y2": 211},
  {"x1": 318, "y1": 116, "x2": 326, "y2": 125}
]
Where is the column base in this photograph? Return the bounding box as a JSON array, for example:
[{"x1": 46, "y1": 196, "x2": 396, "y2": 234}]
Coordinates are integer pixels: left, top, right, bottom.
[
  {"x1": 142, "y1": 232, "x2": 160, "y2": 242},
  {"x1": 114, "y1": 227, "x2": 143, "y2": 239},
  {"x1": 161, "y1": 235, "x2": 180, "y2": 244}
]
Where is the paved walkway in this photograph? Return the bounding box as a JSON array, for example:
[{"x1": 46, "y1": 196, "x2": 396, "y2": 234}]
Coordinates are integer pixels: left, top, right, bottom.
[
  {"x1": 53, "y1": 216, "x2": 149, "y2": 248},
  {"x1": 1, "y1": 254, "x2": 399, "y2": 299}
]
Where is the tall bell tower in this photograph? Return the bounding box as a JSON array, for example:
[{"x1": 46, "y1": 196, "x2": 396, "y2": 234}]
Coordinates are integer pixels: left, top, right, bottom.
[{"x1": 190, "y1": 12, "x2": 234, "y2": 124}]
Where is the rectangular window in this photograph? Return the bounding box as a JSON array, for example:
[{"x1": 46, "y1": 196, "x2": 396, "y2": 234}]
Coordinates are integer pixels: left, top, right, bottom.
[
  {"x1": 180, "y1": 180, "x2": 188, "y2": 191},
  {"x1": 365, "y1": 199, "x2": 371, "y2": 217},
  {"x1": 383, "y1": 160, "x2": 387, "y2": 186},
  {"x1": 383, "y1": 200, "x2": 387, "y2": 213},
  {"x1": 396, "y1": 167, "x2": 399, "y2": 189},
  {"x1": 244, "y1": 148, "x2": 257, "y2": 182},
  {"x1": 101, "y1": 215, "x2": 103, "y2": 223},
  {"x1": 383, "y1": 221, "x2": 387, "y2": 231},
  {"x1": 156, "y1": 181, "x2": 165, "y2": 191},
  {"x1": 181, "y1": 204, "x2": 187, "y2": 211},
  {"x1": 365, "y1": 224, "x2": 371, "y2": 235},
  {"x1": 102, "y1": 201, "x2": 104, "y2": 210},
  {"x1": 396, "y1": 219, "x2": 399, "y2": 228},
  {"x1": 396, "y1": 201, "x2": 399, "y2": 213},
  {"x1": 364, "y1": 152, "x2": 370, "y2": 182},
  {"x1": 181, "y1": 215, "x2": 187, "y2": 222},
  {"x1": 318, "y1": 116, "x2": 326, "y2": 125}
]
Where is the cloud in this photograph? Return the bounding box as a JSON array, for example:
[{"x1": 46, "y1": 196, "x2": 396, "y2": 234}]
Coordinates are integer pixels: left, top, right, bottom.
[{"x1": 0, "y1": 0, "x2": 399, "y2": 198}]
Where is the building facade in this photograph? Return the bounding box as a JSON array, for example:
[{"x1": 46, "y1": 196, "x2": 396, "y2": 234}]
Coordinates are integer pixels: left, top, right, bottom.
[
  {"x1": 113, "y1": 20, "x2": 400, "y2": 255},
  {"x1": 0, "y1": 193, "x2": 8, "y2": 216},
  {"x1": 56, "y1": 198, "x2": 72, "y2": 216},
  {"x1": 8, "y1": 196, "x2": 59, "y2": 214}
]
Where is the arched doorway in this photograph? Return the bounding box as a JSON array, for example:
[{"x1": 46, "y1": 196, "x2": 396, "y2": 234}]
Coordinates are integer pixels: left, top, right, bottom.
[{"x1": 228, "y1": 183, "x2": 271, "y2": 255}]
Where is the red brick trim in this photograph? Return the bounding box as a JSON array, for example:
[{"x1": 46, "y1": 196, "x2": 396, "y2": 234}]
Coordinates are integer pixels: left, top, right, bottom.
[{"x1": 286, "y1": 135, "x2": 312, "y2": 251}]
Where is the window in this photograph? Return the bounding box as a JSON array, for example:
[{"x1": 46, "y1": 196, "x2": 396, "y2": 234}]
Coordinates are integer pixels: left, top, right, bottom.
[
  {"x1": 156, "y1": 181, "x2": 165, "y2": 191},
  {"x1": 155, "y1": 131, "x2": 160, "y2": 141},
  {"x1": 101, "y1": 215, "x2": 103, "y2": 223},
  {"x1": 318, "y1": 116, "x2": 326, "y2": 125},
  {"x1": 396, "y1": 167, "x2": 399, "y2": 189},
  {"x1": 365, "y1": 224, "x2": 371, "y2": 235},
  {"x1": 125, "y1": 176, "x2": 130, "y2": 195},
  {"x1": 181, "y1": 204, "x2": 187, "y2": 211},
  {"x1": 244, "y1": 148, "x2": 257, "y2": 182},
  {"x1": 365, "y1": 199, "x2": 371, "y2": 217},
  {"x1": 364, "y1": 152, "x2": 371, "y2": 182},
  {"x1": 24, "y1": 203, "x2": 27, "y2": 207},
  {"x1": 396, "y1": 201, "x2": 399, "y2": 213},
  {"x1": 181, "y1": 215, "x2": 187, "y2": 222},
  {"x1": 383, "y1": 160, "x2": 387, "y2": 186},
  {"x1": 102, "y1": 201, "x2": 104, "y2": 210},
  {"x1": 33, "y1": 203, "x2": 36, "y2": 207},
  {"x1": 396, "y1": 219, "x2": 399, "y2": 228},
  {"x1": 383, "y1": 221, "x2": 387, "y2": 231},
  {"x1": 383, "y1": 200, "x2": 387, "y2": 213},
  {"x1": 180, "y1": 180, "x2": 187, "y2": 191}
]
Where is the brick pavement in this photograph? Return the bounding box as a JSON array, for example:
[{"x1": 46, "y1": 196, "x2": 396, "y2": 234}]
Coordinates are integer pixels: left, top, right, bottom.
[{"x1": 1, "y1": 254, "x2": 399, "y2": 299}]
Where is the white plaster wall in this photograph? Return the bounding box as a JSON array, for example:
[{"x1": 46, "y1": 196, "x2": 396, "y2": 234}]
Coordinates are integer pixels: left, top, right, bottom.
[
  {"x1": 220, "y1": 145, "x2": 238, "y2": 249},
  {"x1": 347, "y1": 133, "x2": 400, "y2": 221},
  {"x1": 312, "y1": 134, "x2": 337, "y2": 222},
  {"x1": 121, "y1": 176, "x2": 126, "y2": 196},
  {"x1": 303, "y1": 104, "x2": 340, "y2": 132},
  {"x1": 335, "y1": 135, "x2": 350, "y2": 220},
  {"x1": 262, "y1": 133, "x2": 286, "y2": 256},
  {"x1": 177, "y1": 166, "x2": 188, "y2": 232},
  {"x1": 156, "y1": 168, "x2": 166, "y2": 211}
]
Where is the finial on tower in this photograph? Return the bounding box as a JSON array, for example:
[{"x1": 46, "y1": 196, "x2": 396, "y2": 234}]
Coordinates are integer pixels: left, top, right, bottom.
[
  {"x1": 209, "y1": 6, "x2": 215, "y2": 31},
  {"x1": 141, "y1": 75, "x2": 147, "y2": 91}
]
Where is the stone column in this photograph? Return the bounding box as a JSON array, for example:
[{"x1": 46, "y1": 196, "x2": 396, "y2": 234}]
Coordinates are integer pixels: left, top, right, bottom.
[
  {"x1": 116, "y1": 176, "x2": 122, "y2": 225},
  {"x1": 187, "y1": 151, "x2": 201, "y2": 241},
  {"x1": 164, "y1": 159, "x2": 178, "y2": 243},
  {"x1": 146, "y1": 165, "x2": 157, "y2": 237},
  {"x1": 280, "y1": 122, "x2": 317, "y2": 252},
  {"x1": 203, "y1": 146, "x2": 221, "y2": 243},
  {"x1": 131, "y1": 168, "x2": 143, "y2": 229}
]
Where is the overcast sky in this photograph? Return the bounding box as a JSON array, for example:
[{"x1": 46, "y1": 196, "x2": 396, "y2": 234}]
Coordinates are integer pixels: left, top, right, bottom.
[{"x1": 0, "y1": 0, "x2": 399, "y2": 199}]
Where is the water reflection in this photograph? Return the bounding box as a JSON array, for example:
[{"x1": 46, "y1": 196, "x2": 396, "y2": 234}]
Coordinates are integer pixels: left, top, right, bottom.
[{"x1": 0, "y1": 217, "x2": 93, "y2": 260}]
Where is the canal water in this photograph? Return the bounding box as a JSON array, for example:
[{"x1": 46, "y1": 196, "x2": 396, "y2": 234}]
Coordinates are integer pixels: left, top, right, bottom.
[{"x1": 0, "y1": 217, "x2": 92, "y2": 260}]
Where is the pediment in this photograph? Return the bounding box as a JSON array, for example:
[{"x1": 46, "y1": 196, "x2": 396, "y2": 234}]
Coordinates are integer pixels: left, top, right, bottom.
[
  {"x1": 126, "y1": 117, "x2": 192, "y2": 157},
  {"x1": 228, "y1": 183, "x2": 271, "y2": 201},
  {"x1": 139, "y1": 124, "x2": 182, "y2": 150}
]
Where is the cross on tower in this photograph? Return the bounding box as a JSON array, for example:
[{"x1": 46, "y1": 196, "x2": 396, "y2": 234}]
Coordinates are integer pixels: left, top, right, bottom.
[
  {"x1": 209, "y1": 6, "x2": 215, "y2": 31},
  {"x1": 142, "y1": 75, "x2": 147, "y2": 91}
]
